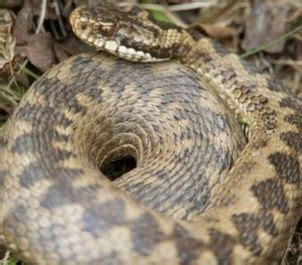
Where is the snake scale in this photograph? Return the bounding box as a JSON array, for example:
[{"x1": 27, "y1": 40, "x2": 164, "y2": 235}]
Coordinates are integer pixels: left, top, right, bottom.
[{"x1": 0, "y1": 2, "x2": 302, "y2": 264}]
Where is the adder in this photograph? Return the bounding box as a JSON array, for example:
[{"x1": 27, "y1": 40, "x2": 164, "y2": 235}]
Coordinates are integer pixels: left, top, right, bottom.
[{"x1": 0, "y1": 2, "x2": 301, "y2": 264}]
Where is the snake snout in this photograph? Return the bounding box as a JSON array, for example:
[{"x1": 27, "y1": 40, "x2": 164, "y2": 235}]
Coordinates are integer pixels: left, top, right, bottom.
[{"x1": 70, "y1": 4, "x2": 175, "y2": 62}]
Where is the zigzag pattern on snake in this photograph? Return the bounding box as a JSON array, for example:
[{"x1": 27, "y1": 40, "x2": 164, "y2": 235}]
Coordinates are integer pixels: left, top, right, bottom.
[{"x1": 0, "y1": 2, "x2": 301, "y2": 264}]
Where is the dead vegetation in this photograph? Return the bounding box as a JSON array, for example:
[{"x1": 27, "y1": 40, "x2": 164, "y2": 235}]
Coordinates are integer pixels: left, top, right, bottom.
[{"x1": 0, "y1": 0, "x2": 301, "y2": 264}]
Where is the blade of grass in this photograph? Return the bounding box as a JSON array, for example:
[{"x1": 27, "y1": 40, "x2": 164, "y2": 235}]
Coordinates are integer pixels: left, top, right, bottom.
[
  {"x1": 19, "y1": 63, "x2": 40, "y2": 80},
  {"x1": 138, "y1": 3, "x2": 187, "y2": 27},
  {"x1": 241, "y1": 23, "x2": 302, "y2": 59}
]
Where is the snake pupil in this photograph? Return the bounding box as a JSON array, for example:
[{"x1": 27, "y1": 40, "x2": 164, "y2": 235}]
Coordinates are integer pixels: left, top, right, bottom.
[{"x1": 100, "y1": 155, "x2": 137, "y2": 181}]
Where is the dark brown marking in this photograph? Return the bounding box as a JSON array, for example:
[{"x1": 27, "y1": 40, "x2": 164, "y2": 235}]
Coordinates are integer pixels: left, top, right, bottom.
[
  {"x1": 232, "y1": 210, "x2": 278, "y2": 252},
  {"x1": 0, "y1": 136, "x2": 7, "y2": 147},
  {"x1": 220, "y1": 68, "x2": 237, "y2": 82},
  {"x1": 268, "y1": 152, "x2": 300, "y2": 184},
  {"x1": 14, "y1": 103, "x2": 41, "y2": 123},
  {"x1": 208, "y1": 229, "x2": 235, "y2": 264},
  {"x1": 82, "y1": 198, "x2": 126, "y2": 237},
  {"x1": 21, "y1": 165, "x2": 84, "y2": 189},
  {"x1": 130, "y1": 212, "x2": 165, "y2": 255},
  {"x1": 30, "y1": 75, "x2": 64, "y2": 95},
  {"x1": 232, "y1": 213, "x2": 262, "y2": 256},
  {"x1": 260, "y1": 211, "x2": 278, "y2": 237},
  {"x1": 261, "y1": 110, "x2": 277, "y2": 131},
  {"x1": 171, "y1": 224, "x2": 204, "y2": 265},
  {"x1": 15, "y1": 102, "x2": 73, "y2": 130},
  {"x1": 253, "y1": 137, "x2": 269, "y2": 150},
  {"x1": 56, "y1": 113, "x2": 73, "y2": 129},
  {"x1": 54, "y1": 132, "x2": 69, "y2": 142},
  {"x1": 67, "y1": 98, "x2": 87, "y2": 116},
  {"x1": 281, "y1": 114, "x2": 302, "y2": 153},
  {"x1": 212, "y1": 42, "x2": 229, "y2": 56},
  {"x1": 279, "y1": 96, "x2": 302, "y2": 111},
  {"x1": 41, "y1": 177, "x2": 98, "y2": 209},
  {"x1": 238, "y1": 82, "x2": 257, "y2": 94},
  {"x1": 98, "y1": 252, "x2": 118, "y2": 265},
  {"x1": 279, "y1": 97, "x2": 302, "y2": 154},
  {"x1": 266, "y1": 78, "x2": 283, "y2": 92},
  {"x1": 284, "y1": 114, "x2": 302, "y2": 129},
  {"x1": 56, "y1": 149, "x2": 74, "y2": 161},
  {"x1": 0, "y1": 170, "x2": 7, "y2": 186},
  {"x1": 68, "y1": 56, "x2": 107, "y2": 95},
  {"x1": 4, "y1": 203, "x2": 27, "y2": 231},
  {"x1": 84, "y1": 86, "x2": 103, "y2": 103},
  {"x1": 281, "y1": 132, "x2": 302, "y2": 154},
  {"x1": 251, "y1": 179, "x2": 289, "y2": 213},
  {"x1": 153, "y1": 169, "x2": 166, "y2": 179},
  {"x1": 241, "y1": 60, "x2": 261, "y2": 75},
  {"x1": 19, "y1": 162, "x2": 48, "y2": 188},
  {"x1": 11, "y1": 133, "x2": 36, "y2": 154}
]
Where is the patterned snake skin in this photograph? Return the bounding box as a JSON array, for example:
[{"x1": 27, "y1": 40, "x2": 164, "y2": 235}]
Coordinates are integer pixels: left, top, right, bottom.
[{"x1": 0, "y1": 3, "x2": 302, "y2": 264}]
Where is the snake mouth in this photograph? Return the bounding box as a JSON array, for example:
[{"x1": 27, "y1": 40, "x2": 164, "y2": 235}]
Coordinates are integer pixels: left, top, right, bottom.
[
  {"x1": 72, "y1": 29, "x2": 164, "y2": 62},
  {"x1": 70, "y1": 6, "x2": 167, "y2": 62}
]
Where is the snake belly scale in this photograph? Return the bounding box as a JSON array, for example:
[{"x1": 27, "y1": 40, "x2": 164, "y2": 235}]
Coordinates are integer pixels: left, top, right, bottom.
[{"x1": 0, "y1": 3, "x2": 301, "y2": 264}]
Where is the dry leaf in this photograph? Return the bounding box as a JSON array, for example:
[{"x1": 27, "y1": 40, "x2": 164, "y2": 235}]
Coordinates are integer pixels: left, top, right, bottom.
[
  {"x1": 242, "y1": 0, "x2": 290, "y2": 53},
  {"x1": 13, "y1": 2, "x2": 55, "y2": 71}
]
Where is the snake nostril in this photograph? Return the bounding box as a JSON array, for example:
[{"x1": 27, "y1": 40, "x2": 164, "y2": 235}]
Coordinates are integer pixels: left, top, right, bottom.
[
  {"x1": 81, "y1": 23, "x2": 88, "y2": 31},
  {"x1": 100, "y1": 155, "x2": 137, "y2": 181}
]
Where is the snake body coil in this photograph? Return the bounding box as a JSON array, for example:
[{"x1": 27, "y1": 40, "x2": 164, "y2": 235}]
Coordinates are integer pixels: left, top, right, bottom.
[{"x1": 0, "y1": 3, "x2": 301, "y2": 264}]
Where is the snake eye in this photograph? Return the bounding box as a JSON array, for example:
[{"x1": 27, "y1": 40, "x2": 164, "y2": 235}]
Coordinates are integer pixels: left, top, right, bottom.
[
  {"x1": 100, "y1": 22, "x2": 115, "y2": 37},
  {"x1": 78, "y1": 15, "x2": 89, "y2": 30}
]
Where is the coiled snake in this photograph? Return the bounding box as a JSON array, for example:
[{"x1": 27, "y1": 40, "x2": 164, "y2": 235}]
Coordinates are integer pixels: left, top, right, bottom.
[{"x1": 0, "y1": 2, "x2": 301, "y2": 264}]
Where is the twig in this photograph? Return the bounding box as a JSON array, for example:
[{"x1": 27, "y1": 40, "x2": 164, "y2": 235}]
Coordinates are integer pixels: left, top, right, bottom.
[
  {"x1": 50, "y1": 0, "x2": 67, "y2": 39},
  {"x1": 272, "y1": 59, "x2": 302, "y2": 67},
  {"x1": 0, "y1": 250, "x2": 11, "y2": 265},
  {"x1": 36, "y1": 0, "x2": 47, "y2": 34},
  {"x1": 168, "y1": 1, "x2": 218, "y2": 12},
  {"x1": 2, "y1": 59, "x2": 28, "y2": 93}
]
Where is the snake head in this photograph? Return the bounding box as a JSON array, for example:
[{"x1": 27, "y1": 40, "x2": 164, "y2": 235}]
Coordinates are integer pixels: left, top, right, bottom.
[{"x1": 70, "y1": 3, "x2": 186, "y2": 62}]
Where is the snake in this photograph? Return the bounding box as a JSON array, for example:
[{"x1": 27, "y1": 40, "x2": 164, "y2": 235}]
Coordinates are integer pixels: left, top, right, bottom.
[{"x1": 0, "y1": 2, "x2": 301, "y2": 264}]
